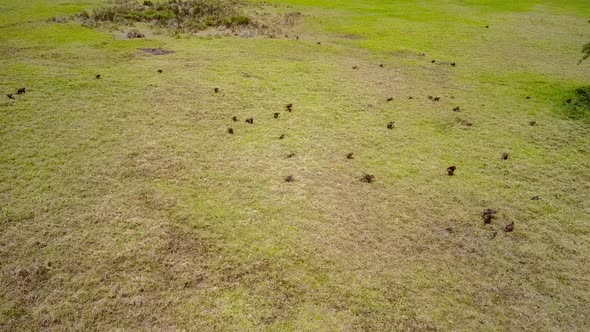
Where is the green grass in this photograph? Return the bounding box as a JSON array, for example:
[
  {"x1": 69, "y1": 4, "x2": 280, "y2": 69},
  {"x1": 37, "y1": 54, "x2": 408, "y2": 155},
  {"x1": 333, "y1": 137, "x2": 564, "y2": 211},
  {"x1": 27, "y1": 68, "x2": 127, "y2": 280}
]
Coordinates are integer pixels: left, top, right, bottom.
[{"x1": 1, "y1": 0, "x2": 590, "y2": 330}]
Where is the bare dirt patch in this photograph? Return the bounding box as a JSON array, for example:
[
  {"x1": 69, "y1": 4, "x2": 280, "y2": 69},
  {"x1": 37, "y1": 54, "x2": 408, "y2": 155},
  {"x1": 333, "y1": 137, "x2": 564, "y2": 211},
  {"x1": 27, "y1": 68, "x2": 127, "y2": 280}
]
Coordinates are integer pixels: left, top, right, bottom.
[{"x1": 139, "y1": 47, "x2": 174, "y2": 55}]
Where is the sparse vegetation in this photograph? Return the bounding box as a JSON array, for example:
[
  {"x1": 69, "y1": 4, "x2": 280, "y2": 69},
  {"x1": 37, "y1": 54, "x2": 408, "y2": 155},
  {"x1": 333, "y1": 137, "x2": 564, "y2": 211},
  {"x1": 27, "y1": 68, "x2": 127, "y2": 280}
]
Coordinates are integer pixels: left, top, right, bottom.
[
  {"x1": 581, "y1": 42, "x2": 590, "y2": 63},
  {"x1": 81, "y1": 0, "x2": 254, "y2": 32}
]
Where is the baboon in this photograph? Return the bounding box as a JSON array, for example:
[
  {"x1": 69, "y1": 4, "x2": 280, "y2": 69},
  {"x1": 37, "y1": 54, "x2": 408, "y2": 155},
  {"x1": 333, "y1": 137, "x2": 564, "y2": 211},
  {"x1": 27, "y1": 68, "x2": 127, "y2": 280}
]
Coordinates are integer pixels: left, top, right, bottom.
[
  {"x1": 566, "y1": 98, "x2": 572, "y2": 103},
  {"x1": 287, "y1": 153, "x2": 295, "y2": 158},
  {"x1": 361, "y1": 173, "x2": 375, "y2": 183},
  {"x1": 284, "y1": 175, "x2": 294, "y2": 182},
  {"x1": 17, "y1": 88, "x2": 26, "y2": 94},
  {"x1": 501, "y1": 152, "x2": 509, "y2": 160},
  {"x1": 7, "y1": 94, "x2": 14, "y2": 99},
  {"x1": 157, "y1": 69, "x2": 163, "y2": 73},
  {"x1": 387, "y1": 121, "x2": 395, "y2": 129},
  {"x1": 408, "y1": 96, "x2": 413, "y2": 99},
  {"x1": 431, "y1": 60, "x2": 436, "y2": 63},
  {"x1": 504, "y1": 222, "x2": 514, "y2": 232},
  {"x1": 273, "y1": 112, "x2": 280, "y2": 118},
  {"x1": 95, "y1": 74, "x2": 101, "y2": 79},
  {"x1": 433, "y1": 97, "x2": 440, "y2": 102},
  {"x1": 352, "y1": 66, "x2": 359, "y2": 69},
  {"x1": 531, "y1": 195, "x2": 540, "y2": 200},
  {"x1": 447, "y1": 166, "x2": 456, "y2": 176},
  {"x1": 245, "y1": 117, "x2": 254, "y2": 124},
  {"x1": 482, "y1": 209, "x2": 496, "y2": 224},
  {"x1": 227, "y1": 128, "x2": 234, "y2": 134},
  {"x1": 485, "y1": 25, "x2": 489, "y2": 28},
  {"x1": 453, "y1": 106, "x2": 460, "y2": 112},
  {"x1": 346, "y1": 153, "x2": 354, "y2": 159},
  {"x1": 526, "y1": 96, "x2": 531, "y2": 99},
  {"x1": 232, "y1": 116, "x2": 238, "y2": 122},
  {"x1": 529, "y1": 121, "x2": 536, "y2": 126},
  {"x1": 317, "y1": 42, "x2": 321, "y2": 45},
  {"x1": 451, "y1": 62, "x2": 456, "y2": 67},
  {"x1": 386, "y1": 97, "x2": 393, "y2": 102},
  {"x1": 379, "y1": 64, "x2": 384, "y2": 67},
  {"x1": 286, "y1": 103, "x2": 293, "y2": 112},
  {"x1": 428, "y1": 95, "x2": 433, "y2": 100},
  {"x1": 279, "y1": 134, "x2": 285, "y2": 139},
  {"x1": 214, "y1": 88, "x2": 219, "y2": 93},
  {"x1": 296, "y1": 36, "x2": 299, "y2": 40}
]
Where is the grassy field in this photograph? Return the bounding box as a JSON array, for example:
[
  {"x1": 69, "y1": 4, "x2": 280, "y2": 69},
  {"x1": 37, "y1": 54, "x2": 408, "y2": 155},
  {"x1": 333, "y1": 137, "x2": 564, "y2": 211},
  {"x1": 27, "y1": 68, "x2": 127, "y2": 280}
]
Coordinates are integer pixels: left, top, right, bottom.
[{"x1": 1, "y1": 0, "x2": 590, "y2": 330}]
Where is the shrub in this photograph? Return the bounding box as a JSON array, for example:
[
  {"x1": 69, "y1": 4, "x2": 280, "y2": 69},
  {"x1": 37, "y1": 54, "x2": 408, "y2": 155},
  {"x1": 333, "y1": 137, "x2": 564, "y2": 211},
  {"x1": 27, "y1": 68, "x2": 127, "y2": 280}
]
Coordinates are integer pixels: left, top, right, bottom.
[{"x1": 127, "y1": 29, "x2": 145, "y2": 38}]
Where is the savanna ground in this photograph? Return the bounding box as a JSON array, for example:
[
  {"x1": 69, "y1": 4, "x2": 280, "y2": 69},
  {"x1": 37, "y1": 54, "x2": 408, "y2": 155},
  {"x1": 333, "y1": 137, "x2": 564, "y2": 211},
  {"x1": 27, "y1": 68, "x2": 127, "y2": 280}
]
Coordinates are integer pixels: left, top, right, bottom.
[{"x1": 1, "y1": 0, "x2": 590, "y2": 330}]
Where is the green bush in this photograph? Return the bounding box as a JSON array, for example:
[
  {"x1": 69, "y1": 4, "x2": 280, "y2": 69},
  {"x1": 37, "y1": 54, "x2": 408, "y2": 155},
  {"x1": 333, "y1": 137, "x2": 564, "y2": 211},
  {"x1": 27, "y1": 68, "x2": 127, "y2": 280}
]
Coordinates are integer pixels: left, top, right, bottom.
[{"x1": 565, "y1": 86, "x2": 590, "y2": 120}]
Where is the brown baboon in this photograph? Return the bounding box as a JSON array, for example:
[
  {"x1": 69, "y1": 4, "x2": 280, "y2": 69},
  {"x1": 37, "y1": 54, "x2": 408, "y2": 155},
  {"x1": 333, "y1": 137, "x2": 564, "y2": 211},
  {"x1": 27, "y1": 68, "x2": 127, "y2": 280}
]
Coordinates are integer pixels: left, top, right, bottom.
[
  {"x1": 379, "y1": 64, "x2": 384, "y2": 67},
  {"x1": 274, "y1": 112, "x2": 280, "y2": 118},
  {"x1": 245, "y1": 117, "x2": 254, "y2": 124},
  {"x1": 386, "y1": 97, "x2": 393, "y2": 102},
  {"x1": 7, "y1": 94, "x2": 14, "y2": 99},
  {"x1": 214, "y1": 87, "x2": 219, "y2": 93},
  {"x1": 387, "y1": 121, "x2": 395, "y2": 129},
  {"x1": 482, "y1": 209, "x2": 496, "y2": 224},
  {"x1": 287, "y1": 153, "x2": 295, "y2": 158},
  {"x1": 232, "y1": 116, "x2": 238, "y2": 122},
  {"x1": 504, "y1": 222, "x2": 514, "y2": 232},
  {"x1": 451, "y1": 62, "x2": 456, "y2": 67},
  {"x1": 95, "y1": 74, "x2": 101, "y2": 79},
  {"x1": 157, "y1": 69, "x2": 163, "y2": 73},
  {"x1": 453, "y1": 106, "x2": 460, "y2": 112},
  {"x1": 361, "y1": 173, "x2": 375, "y2": 183},
  {"x1": 286, "y1": 103, "x2": 293, "y2": 112},
  {"x1": 433, "y1": 97, "x2": 440, "y2": 102},
  {"x1": 279, "y1": 134, "x2": 285, "y2": 139},
  {"x1": 284, "y1": 175, "x2": 294, "y2": 182},
  {"x1": 529, "y1": 121, "x2": 536, "y2": 126},
  {"x1": 501, "y1": 152, "x2": 509, "y2": 160},
  {"x1": 447, "y1": 166, "x2": 456, "y2": 176},
  {"x1": 17, "y1": 88, "x2": 26, "y2": 94},
  {"x1": 346, "y1": 153, "x2": 354, "y2": 159},
  {"x1": 352, "y1": 66, "x2": 359, "y2": 69},
  {"x1": 227, "y1": 128, "x2": 234, "y2": 134}
]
